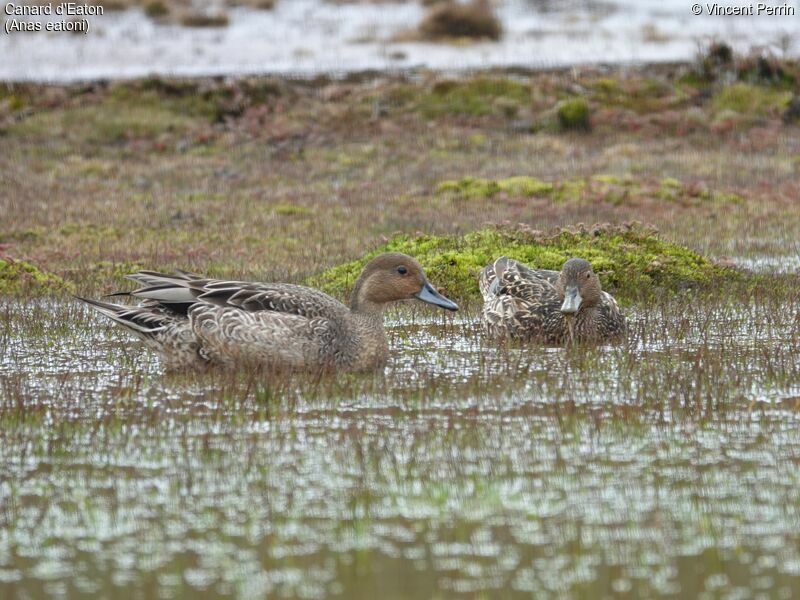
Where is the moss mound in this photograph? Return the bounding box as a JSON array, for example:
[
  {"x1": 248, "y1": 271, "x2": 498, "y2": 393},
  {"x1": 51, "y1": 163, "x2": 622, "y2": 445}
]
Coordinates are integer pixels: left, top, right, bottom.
[
  {"x1": 0, "y1": 259, "x2": 74, "y2": 296},
  {"x1": 556, "y1": 97, "x2": 591, "y2": 131},
  {"x1": 309, "y1": 224, "x2": 736, "y2": 305}
]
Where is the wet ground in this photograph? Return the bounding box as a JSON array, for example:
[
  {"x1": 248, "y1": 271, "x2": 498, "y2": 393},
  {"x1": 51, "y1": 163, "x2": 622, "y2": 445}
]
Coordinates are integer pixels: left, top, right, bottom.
[
  {"x1": 2, "y1": 294, "x2": 799, "y2": 598},
  {"x1": 1, "y1": 0, "x2": 798, "y2": 81}
]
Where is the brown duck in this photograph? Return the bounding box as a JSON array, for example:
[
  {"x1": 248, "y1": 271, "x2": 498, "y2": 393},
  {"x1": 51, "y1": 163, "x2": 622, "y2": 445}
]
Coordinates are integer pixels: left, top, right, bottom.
[
  {"x1": 479, "y1": 257, "x2": 625, "y2": 343},
  {"x1": 80, "y1": 253, "x2": 458, "y2": 371}
]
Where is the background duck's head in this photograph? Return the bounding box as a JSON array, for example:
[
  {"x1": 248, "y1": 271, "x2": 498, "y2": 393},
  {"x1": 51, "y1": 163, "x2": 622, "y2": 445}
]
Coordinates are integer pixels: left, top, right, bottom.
[
  {"x1": 556, "y1": 258, "x2": 603, "y2": 315},
  {"x1": 351, "y1": 252, "x2": 458, "y2": 313}
]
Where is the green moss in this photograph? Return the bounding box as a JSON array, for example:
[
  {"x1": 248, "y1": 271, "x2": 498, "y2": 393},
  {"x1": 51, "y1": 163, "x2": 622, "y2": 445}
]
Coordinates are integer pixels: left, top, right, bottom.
[
  {"x1": 272, "y1": 204, "x2": 313, "y2": 217},
  {"x1": 468, "y1": 133, "x2": 488, "y2": 147},
  {"x1": 591, "y1": 174, "x2": 629, "y2": 186},
  {"x1": 556, "y1": 97, "x2": 591, "y2": 131},
  {"x1": 58, "y1": 223, "x2": 124, "y2": 240},
  {"x1": 182, "y1": 192, "x2": 227, "y2": 203},
  {"x1": 435, "y1": 175, "x2": 742, "y2": 207},
  {"x1": 0, "y1": 259, "x2": 74, "y2": 296},
  {"x1": 712, "y1": 83, "x2": 792, "y2": 117},
  {"x1": 309, "y1": 224, "x2": 737, "y2": 304},
  {"x1": 436, "y1": 176, "x2": 554, "y2": 200},
  {"x1": 591, "y1": 78, "x2": 621, "y2": 95},
  {"x1": 418, "y1": 78, "x2": 530, "y2": 118}
]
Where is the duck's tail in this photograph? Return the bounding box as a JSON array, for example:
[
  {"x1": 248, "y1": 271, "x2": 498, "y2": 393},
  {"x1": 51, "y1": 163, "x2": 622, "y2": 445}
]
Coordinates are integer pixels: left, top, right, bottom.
[{"x1": 77, "y1": 297, "x2": 176, "y2": 339}]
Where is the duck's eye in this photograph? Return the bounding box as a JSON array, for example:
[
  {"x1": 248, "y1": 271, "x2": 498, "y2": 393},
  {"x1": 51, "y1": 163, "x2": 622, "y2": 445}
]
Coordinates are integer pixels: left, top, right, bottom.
[
  {"x1": 586, "y1": 272, "x2": 592, "y2": 279},
  {"x1": 397, "y1": 266, "x2": 408, "y2": 275}
]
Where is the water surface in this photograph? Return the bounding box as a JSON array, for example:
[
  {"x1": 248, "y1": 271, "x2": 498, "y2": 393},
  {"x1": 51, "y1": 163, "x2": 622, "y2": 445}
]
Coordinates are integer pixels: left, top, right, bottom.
[
  {"x1": 1, "y1": 296, "x2": 799, "y2": 598},
  {"x1": 1, "y1": 0, "x2": 797, "y2": 81}
]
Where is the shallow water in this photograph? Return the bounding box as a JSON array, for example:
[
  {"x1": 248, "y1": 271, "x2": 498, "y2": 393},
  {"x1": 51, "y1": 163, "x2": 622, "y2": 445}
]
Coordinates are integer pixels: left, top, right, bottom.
[
  {"x1": 1, "y1": 0, "x2": 797, "y2": 81},
  {"x1": 1, "y1": 295, "x2": 799, "y2": 598}
]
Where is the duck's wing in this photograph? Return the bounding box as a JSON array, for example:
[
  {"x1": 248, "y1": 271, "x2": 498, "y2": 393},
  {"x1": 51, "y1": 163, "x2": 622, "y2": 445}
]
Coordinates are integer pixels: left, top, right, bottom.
[
  {"x1": 522, "y1": 263, "x2": 559, "y2": 285},
  {"x1": 597, "y1": 291, "x2": 626, "y2": 338},
  {"x1": 479, "y1": 257, "x2": 562, "y2": 339},
  {"x1": 479, "y1": 257, "x2": 558, "y2": 301},
  {"x1": 188, "y1": 303, "x2": 351, "y2": 370},
  {"x1": 125, "y1": 272, "x2": 348, "y2": 320}
]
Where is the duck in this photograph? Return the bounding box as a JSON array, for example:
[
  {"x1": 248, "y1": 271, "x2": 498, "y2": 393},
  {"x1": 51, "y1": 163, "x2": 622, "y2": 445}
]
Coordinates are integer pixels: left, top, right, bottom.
[
  {"x1": 479, "y1": 257, "x2": 625, "y2": 344},
  {"x1": 80, "y1": 253, "x2": 458, "y2": 371}
]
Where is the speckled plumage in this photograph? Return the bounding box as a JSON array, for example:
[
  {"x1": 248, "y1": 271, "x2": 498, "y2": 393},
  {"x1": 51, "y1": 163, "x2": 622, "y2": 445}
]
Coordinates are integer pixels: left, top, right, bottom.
[
  {"x1": 479, "y1": 257, "x2": 625, "y2": 344},
  {"x1": 80, "y1": 253, "x2": 458, "y2": 371}
]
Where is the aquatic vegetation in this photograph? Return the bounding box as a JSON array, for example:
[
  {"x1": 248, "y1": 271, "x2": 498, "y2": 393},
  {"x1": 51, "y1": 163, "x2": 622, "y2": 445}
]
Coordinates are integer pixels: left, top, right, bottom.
[
  {"x1": 3, "y1": 286, "x2": 800, "y2": 598},
  {"x1": 311, "y1": 224, "x2": 735, "y2": 304}
]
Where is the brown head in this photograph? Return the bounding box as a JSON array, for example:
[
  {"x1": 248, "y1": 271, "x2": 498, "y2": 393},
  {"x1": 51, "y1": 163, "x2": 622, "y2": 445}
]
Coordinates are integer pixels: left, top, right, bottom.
[
  {"x1": 555, "y1": 258, "x2": 603, "y2": 315},
  {"x1": 350, "y1": 252, "x2": 458, "y2": 314}
]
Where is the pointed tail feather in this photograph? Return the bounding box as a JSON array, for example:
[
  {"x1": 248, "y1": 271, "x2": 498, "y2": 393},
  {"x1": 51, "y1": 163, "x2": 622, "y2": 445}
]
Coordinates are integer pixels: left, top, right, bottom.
[{"x1": 77, "y1": 297, "x2": 172, "y2": 336}]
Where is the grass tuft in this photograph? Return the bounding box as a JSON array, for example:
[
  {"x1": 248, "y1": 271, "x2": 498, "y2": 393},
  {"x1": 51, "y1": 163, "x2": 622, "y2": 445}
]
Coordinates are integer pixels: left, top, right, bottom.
[
  {"x1": 712, "y1": 83, "x2": 792, "y2": 118},
  {"x1": 179, "y1": 11, "x2": 230, "y2": 28},
  {"x1": 418, "y1": 0, "x2": 502, "y2": 41}
]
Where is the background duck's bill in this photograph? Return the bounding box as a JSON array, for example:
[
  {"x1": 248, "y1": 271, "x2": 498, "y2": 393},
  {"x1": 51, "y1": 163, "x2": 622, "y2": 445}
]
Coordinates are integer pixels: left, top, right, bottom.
[{"x1": 561, "y1": 287, "x2": 582, "y2": 314}]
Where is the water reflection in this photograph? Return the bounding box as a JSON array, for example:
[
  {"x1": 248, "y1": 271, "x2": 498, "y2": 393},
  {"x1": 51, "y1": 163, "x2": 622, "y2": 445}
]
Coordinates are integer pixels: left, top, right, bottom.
[{"x1": 1, "y1": 297, "x2": 799, "y2": 598}]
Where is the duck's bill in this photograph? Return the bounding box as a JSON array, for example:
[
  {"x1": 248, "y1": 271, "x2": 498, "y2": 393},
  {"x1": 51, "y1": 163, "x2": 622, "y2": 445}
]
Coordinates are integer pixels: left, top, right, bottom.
[
  {"x1": 416, "y1": 282, "x2": 459, "y2": 311},
  {"x1": 560, "y1": 286, "x2": 582, "y2": 314}
]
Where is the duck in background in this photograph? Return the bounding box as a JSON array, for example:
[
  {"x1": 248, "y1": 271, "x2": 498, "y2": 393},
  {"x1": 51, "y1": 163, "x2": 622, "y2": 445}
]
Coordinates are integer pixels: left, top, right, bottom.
[{"x1": 479, "y1": 257, "x2": 625, "y2": 344}]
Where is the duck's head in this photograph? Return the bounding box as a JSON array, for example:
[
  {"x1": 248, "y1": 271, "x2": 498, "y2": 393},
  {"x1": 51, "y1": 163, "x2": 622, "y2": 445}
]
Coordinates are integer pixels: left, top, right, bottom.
[
  {"x1": 556, "y1": 258, "x2": 603, "y2": 315},
  {"x1": 350, "y1": 252, "x2": 458, "y2": 313}
]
